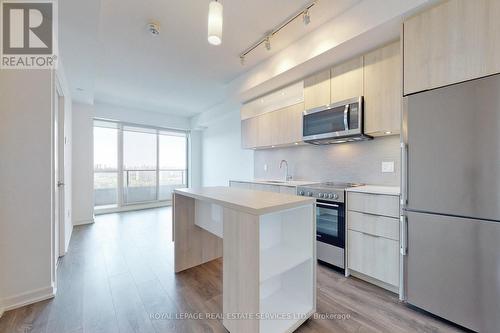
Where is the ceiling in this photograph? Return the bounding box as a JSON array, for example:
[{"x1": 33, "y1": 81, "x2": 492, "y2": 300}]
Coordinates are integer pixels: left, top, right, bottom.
[{"x1": 60, "y1": 0, "x2": 361, "y2": 117}]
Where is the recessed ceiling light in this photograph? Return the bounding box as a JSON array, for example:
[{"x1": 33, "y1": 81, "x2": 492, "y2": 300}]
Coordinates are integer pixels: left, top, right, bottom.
[
  {"x1": 294, "y1": 142, "x2": 299, "y2": 145},
  {"x1": 208, "y1": 0, "x2": 223, "y2": 45},
  {"x1": 385, "y1": 131, "x2": 392, "y2": 135}
]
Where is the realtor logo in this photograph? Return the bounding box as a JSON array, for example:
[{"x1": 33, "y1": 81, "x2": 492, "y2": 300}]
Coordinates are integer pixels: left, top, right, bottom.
[{"x1": 1, "y1": 0, "x2": 57, "y2": 69}]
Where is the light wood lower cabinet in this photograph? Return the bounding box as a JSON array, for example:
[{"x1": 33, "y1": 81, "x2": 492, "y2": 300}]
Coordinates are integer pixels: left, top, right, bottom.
[
  {"x1": 348, "y1": 229, "x2": 399, "y2": 287},
  {"x1": 363, "y1": 41, "x2": 401, "y2": 136},
  {"x1": 331, "y1": 56, "x2": 364, "y2": 104},
  {"x1": 403, "y1": 0, "x2": 500, "y2": 95},
  {"x1": 347, "y1": 192, "x2": 400, "y2": 291},
  {"x1": 241, "y1": 102, "x2": 304, "y2": 149}
]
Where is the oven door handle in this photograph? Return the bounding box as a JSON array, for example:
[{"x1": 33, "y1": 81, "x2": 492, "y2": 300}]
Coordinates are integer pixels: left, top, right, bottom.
[{"x1": 317, "y1": 203, "x2": 339, "y2": 208}]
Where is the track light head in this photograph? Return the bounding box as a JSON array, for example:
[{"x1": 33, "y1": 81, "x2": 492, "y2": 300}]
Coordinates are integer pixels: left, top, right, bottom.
[
  {"x1": 265, "y1": 36, "x2": 271, "y2": 51},
  {"x1": 303, "y1": 9, "x2": 311, "y2": 25}
]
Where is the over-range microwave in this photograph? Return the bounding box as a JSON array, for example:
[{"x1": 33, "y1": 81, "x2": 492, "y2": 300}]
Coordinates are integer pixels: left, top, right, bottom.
[{"x1": 302, "y1": 96, "x2": 372, "y2": 144}]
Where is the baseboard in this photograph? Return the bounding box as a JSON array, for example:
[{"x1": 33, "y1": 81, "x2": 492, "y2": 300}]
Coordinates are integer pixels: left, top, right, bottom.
[
  {"x1": 349, "y1": 270, "x2": 399, "y2": 294},
  {"x1": 1, "y1": 285, "x2": 56, "y2": 312},
  {"x1": 94, "y1": 201, "x2": 171, "y2": 215},
  {"x1": 73, "y1": 218, "x2": 95, "y2": 226}
]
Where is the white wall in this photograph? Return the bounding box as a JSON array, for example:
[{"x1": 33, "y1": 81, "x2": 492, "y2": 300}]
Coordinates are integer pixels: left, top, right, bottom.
[
  {"x1": 72, "y1": 103, "x2": 95, "y2": 225},
  {"x1": 0, "y1": 69, "x2": 55, "y2": 310},
  {"x1": 200, "y1": 110, "x2": 254, "y2": 186},
  {"x1": 189, "y1": 130, "x2": 203, "y2": 187},
  {"x1": 62, "y1": 96, "x2": 73, "y2": 251}
]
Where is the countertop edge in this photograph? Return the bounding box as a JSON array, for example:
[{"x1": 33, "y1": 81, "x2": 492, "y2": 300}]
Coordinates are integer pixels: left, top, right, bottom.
[
  {"x1": 346, "y1": 185, "x2": 401, "y2": 196},
  {"x1": 174, "y1": 188, "x2": 315, "y2": 215}
]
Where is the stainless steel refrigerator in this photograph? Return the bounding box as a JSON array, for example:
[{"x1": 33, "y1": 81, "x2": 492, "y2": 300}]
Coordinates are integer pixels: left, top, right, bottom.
[{"x1": 401, "y1": 74, "x2": 500, "y2": 333}]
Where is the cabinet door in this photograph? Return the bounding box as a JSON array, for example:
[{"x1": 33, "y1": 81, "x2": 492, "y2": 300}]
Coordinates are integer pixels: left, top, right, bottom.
[
  {"x1": 278, "y1": 102, "x2": 304, "y2": 145},
  {"x1": 257, "y1": 112, "x2": 274, "y2": 148},
  {"x1": 330, "y1": 56, "x2": 363, "y2": 104},
  {"x1": 403, "y1": 0, "x2": 500, "y2": 95},
  {"x1": 348, "y1": 230, "x2": 399, "y2": 287},
  {"x1": 363, "y1": 41, "x2": 401, "y2": 136},
  {"x1": 241, "y1": 117, "x2": 258, "y2": 149},
  {"x1": 304, "y1": 69, "x2": 330, "y2": 110}
]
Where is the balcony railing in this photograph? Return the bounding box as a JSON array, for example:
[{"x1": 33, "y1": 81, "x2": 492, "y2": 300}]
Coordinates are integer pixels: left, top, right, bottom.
[{"x1": 94, "y1": 169, "x2": 186, "y2": 207}]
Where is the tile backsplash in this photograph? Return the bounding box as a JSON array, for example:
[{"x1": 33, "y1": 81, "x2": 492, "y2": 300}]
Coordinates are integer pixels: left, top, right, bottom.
[{"x1": 254, "y1": 135, "x2": 400, "y2": 186}]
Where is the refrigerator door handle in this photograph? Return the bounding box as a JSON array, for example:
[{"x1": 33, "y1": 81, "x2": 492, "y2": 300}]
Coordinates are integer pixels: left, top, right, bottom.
[
  {"x1": 400, "y1": 214, "x2": 408, "y2": 256},
  {"x1": 400, "y1": 142, "x2": 408, "y2": 209}
]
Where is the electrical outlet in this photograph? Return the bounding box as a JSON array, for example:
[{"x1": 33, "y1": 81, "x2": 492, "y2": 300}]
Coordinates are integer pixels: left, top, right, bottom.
[
  {"x1": 382, "y1": 161, "x2": 395, "y2": 173},
  {"x1": 263, "y1": 164, "x2": 268, "y2": 172}
]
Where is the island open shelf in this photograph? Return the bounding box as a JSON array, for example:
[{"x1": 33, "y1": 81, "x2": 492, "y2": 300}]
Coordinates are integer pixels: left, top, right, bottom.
[{"x1": 173, "y1": 187, "x2": 316, "y2": 333}]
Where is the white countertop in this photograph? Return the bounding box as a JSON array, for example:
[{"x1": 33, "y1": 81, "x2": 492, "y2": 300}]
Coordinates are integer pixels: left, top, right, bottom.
[
  {"x1": 231, "y1": 179, "x2": 318, "y2": 187},
  {"x1": 175, "y1": 186, "x2": 315, "y2": 215},
  {"x1": 346, "y1": 185, "x2": 400, "y2": 196}
]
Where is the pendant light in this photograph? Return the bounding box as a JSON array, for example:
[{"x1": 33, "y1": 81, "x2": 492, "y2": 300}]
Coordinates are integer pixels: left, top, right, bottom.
[{"x1": 208, "y1": 0, "x2": 223, "y2": 45}]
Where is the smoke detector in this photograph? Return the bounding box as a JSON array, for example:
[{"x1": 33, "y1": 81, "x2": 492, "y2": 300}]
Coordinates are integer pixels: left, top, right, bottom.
[{"x1": 147, "y1": 21, "x2": 160, "y2": 36}]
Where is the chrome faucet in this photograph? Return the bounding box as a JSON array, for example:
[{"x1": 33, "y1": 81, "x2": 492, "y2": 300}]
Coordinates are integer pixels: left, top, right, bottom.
[{"x1": 279, "y1": 160, "x2": 292, "y2": 182}]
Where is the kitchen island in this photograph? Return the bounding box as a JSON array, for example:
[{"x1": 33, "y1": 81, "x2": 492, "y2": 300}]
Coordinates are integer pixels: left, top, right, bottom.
[{"x1": 173, "y1": 187, "x2": 316, "y2": 333}]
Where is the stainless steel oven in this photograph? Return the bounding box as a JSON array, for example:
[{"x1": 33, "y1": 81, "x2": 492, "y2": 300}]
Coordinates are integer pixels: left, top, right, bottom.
[
  {"x1": 298, "y1": 182, "x2": 363, "y2": 270},
  {"x1": 316, "y1": 200, "x2": 345, "y2": 250},
  {"x1": 302, "y1": 96, "x2": 372, "y2": 144}
]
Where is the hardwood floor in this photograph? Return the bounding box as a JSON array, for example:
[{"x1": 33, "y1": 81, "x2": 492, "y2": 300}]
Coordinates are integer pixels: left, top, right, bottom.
[{"x1": 0, "y1": 207, "x2": 465, "y2": 333}]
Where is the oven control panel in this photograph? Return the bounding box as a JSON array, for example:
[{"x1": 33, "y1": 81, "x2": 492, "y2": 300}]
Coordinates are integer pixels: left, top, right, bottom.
[{"x1": 297, "y1": 187, "x2": 344, "y2": 203}]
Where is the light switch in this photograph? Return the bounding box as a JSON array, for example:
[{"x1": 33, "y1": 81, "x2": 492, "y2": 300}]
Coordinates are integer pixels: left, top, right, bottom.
[{"x1": 382, "y1": 161, "x2": 395, "y2": 173}]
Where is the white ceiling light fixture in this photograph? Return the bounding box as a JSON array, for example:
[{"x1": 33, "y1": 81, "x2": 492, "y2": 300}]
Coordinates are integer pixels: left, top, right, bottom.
[{"x1": 208, "y1": 0, "x2": 223, "y2": 46}]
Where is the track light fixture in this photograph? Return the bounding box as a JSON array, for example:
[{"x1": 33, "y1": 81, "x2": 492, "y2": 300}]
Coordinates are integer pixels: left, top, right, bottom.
[
  {"x1": 265, "y1": 36, "x2": 271, "y2": 51},
  {"x1": 239, "y1": 0, "x2": 317, "y2": 65},
  {"x1": 303, "y1": 9, "x2": 311, "y2": 25}
]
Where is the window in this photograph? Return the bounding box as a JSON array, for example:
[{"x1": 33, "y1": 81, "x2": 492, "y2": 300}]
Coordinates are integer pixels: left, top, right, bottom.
[
  {"x1": 94, "y1": 122, "x2": 118, "y2": 207},
  {"x1": 93, "y1": 120, "x2": 188, "y2": 209}
]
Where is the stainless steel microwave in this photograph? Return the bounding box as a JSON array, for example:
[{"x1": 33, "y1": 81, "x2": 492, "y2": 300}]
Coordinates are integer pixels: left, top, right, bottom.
[{"x1": 302, "y1": 96, "x2": 372, "y2": 144}]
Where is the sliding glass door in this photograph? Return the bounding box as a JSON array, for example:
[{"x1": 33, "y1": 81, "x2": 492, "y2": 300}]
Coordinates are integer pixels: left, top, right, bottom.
[
  {"x1": 123, "y1": 126, "x2": 157, "y2": 204},
  {"x1": 93, "y1": 120, "x2": 188, "y2": 209},
  {"x1": 94, "y1": 122, "x2": 119, "y2": 207}
]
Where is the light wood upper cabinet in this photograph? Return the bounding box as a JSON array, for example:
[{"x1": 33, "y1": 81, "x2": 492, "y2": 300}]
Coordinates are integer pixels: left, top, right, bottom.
[
  {"x1": 241, "y1": 117, "x2": 258, "y2": 149},
  {"x1": 241, "y1": 102, "x2": 304, "y2": 149},
  {"x1": 403, "y1": 0, "x2": 500, "y2": 95},
  {"x1": 330, "y1": 56, "x2": 364, "y2": 104},
  {"x1": 277, "y1": 102, "x2": 303, "y2": 145},
  {"x1": 257, "y1": 112, "x2": 274, "y2": 148},
  {"x1": 363, "y1": 41, "x2": 401, "y2": 136},
  {"x1": 304, "y1": 69, "x2": 330, "y2": 110}
]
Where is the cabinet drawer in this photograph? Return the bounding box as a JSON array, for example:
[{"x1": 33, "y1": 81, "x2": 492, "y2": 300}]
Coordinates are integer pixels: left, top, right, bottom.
[
  {"x1": 348, "y1": 211, "x2": 399, "y2": 241},
  {"x1": 348, "y1": 229, "x2": 399, "y2": 287},
  {"x1": 347, "y1": 192, "x2": 399, "y2": 218}
]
